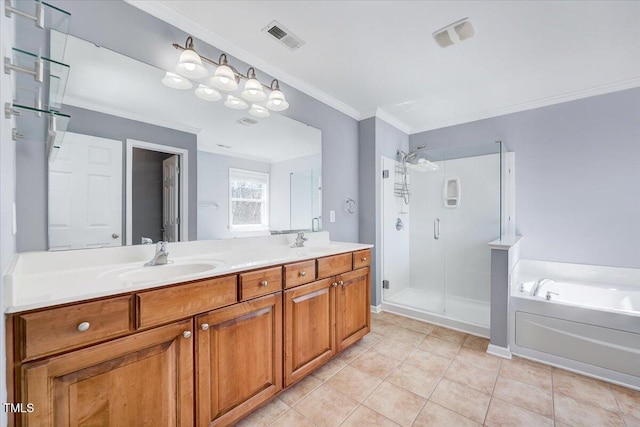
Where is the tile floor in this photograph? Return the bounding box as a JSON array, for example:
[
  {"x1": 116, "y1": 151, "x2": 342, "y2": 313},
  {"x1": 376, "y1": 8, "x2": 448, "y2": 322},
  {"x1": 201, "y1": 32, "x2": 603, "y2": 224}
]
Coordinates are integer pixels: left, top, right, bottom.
[{"x1": 236, "y1": 312, "x2": 640, "y2": 427}]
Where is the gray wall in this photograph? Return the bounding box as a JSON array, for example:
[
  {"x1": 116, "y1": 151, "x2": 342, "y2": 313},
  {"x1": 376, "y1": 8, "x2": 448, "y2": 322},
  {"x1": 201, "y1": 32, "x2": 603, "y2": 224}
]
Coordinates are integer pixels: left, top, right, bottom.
[
  {"x1": 411, "y1": 88, "x2": 640, "y2": 269},
  {"x1": 359, "y1": 117, "x2": 409, "y2": 306},
  {"x1": 48, "y1": 0, "x2": 359, "y2": 244},
  {"x1": 132, "y1": 149, "x2": 173, "y2": 244},
  {"x1": 16, "y1": 105, "x2": 198, "y2": 251}
]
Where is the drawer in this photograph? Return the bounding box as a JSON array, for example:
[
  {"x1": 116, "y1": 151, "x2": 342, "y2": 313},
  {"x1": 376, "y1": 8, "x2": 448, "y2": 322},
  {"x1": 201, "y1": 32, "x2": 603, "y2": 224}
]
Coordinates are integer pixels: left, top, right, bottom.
[
  {"x1": 137, "y1": 275, "x2": 237, "y2": 329},
  {"x1": 239, "y1": 266, "x2": 283, "y2": 300},
  {"x1": 17, "y1": 296, "x2": 133, "y2": 361},
  {"x1": 353, "y1": 249, "x2": 371, "y2": 269},
  {"x1": 284, "y1": 260, "x2": 316, "y2": 289},
  {"x1": 317, "y1": 253, "x2": 353, "y2": 279}
]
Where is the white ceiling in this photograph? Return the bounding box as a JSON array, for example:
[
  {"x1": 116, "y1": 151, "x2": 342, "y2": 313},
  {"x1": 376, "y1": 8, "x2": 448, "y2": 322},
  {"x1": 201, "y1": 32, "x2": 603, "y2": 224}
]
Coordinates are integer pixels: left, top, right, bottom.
[
  {"x1": 61, "y1": 34, "x2": 321, "y2": 163},
  {"x1": 130, "y1": 0, "x2": 640, "y2": 133}
]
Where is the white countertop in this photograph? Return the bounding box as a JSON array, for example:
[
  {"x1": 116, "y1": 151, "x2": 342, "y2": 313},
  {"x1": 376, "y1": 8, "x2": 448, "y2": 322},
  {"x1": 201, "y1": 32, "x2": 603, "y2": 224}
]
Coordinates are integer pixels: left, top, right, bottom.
[{"x1": 4, "y1": 232, "x2": 372, "y2": 313}]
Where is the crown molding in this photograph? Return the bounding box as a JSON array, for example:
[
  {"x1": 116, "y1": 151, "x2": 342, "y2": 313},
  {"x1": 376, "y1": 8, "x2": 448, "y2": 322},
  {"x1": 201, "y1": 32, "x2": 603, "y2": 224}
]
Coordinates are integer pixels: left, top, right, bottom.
[
  {"x1": 125, "y1": 0, "x2": 362, "y2": 121},
  {"x1": 409, "y1": 77, "x2": 640, "y2": 135}
]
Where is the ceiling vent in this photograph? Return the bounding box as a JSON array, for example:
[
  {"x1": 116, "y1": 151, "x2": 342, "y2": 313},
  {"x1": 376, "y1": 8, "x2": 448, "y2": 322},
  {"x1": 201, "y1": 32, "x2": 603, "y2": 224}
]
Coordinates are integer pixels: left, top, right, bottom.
[
  {"x1": 236, "y1": 117, "x2": 259, "y2": 126},
  {"x1": 433, "y1": 18, "x2": 475, "y2": 48},
  {"x1": 262, "y1": 20, "x2": 305, "y2": 51}
]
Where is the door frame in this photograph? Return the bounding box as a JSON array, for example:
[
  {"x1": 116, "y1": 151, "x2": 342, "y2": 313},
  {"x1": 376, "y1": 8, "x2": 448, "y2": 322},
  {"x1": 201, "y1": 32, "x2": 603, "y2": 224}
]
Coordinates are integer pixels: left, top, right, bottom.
[{"x1": 125, "y1": 139, "x2": 189, "y2": 245}]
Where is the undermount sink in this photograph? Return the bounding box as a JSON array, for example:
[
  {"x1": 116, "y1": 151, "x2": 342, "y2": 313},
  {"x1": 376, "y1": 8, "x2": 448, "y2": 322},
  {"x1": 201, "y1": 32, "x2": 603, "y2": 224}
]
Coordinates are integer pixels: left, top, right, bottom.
[{"x1": 118, "y1": 262, "x2": 218, "y2": 283}]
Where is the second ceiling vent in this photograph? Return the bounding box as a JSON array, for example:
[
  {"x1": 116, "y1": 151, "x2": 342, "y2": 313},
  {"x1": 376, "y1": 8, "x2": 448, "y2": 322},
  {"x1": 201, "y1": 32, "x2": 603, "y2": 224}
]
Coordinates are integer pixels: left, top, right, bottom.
[{"x1": 262, "y1": 20, "x2": 305, "y2": 51}]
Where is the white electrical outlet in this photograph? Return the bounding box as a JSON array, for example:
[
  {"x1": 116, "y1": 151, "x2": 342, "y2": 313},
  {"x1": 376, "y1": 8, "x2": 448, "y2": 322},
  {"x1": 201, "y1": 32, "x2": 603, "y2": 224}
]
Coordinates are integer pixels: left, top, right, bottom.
[{"x1": 329, "y1": 210, "x2": 336, "y2": 223}]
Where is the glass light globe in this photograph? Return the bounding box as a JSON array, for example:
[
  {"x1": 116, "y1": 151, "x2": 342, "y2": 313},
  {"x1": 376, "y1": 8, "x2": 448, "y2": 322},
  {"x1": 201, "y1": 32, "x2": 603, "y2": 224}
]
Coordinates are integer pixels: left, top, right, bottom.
[
  {"x1": 241, "y1": 78, "x2": 266, "y2": 102},
  {"x1": 195, "y1": 84, "x2": 222, "y2": 101},
  {"x1": 176, "y1": 49, "x2": 207, "y2": 79},
  {"x1": 248, "y1": 104, "x2": 270, "y2": 118},
  {"x1": 265, "y1": 89, "x2": 289, "y2": 111},
  {"x1": 161, "y1": 71, "x2": 193, "y2": 90},
  {"x1": 211, "y1": 65, "x2": 238, "y2": 92},
  {"x1": 224, "y1": 95, "x2": 248, "y2": 110}
]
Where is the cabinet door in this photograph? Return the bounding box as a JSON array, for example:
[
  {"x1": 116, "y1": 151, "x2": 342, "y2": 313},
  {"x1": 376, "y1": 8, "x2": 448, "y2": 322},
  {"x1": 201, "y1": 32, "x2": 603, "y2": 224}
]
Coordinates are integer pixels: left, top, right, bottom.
[
  {"x1": 196, "y1": 293, "x2": 282, "y2": 427},
  {"x1": 20, "y1": 319, "x2": 194, "y2": 426},
  {"x1": 336, "y1": 267, "x2": 371, "y2": 351},
  {"x1": 284, "y1": 278, "x2": 335, "y2": 386}
]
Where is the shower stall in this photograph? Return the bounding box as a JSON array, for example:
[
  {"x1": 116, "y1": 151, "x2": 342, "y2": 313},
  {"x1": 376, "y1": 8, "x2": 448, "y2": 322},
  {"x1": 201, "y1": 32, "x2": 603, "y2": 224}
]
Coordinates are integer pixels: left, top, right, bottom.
[{"x1": 381, "y1": 141, "x2": 511, "y2": 337}]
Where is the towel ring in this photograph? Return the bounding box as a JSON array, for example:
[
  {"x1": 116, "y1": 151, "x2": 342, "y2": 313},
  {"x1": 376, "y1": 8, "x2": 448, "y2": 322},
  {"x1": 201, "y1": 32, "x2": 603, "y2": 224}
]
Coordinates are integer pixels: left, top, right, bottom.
[{"x1": 343, "y1": 198, "x2": 357, "y2": 214}]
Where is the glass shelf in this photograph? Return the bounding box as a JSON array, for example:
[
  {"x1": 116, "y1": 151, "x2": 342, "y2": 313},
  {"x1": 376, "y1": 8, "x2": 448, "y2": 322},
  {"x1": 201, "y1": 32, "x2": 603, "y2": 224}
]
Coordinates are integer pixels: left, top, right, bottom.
[
  {"x1": 11, "y1": 103, "x2": 70, "y2": 160},
  {"x1": 10, "y1": 48, "x2": 70, "y2": 112},
  {"x1": 11, "y1": 0, "x2": 71, "y2": 63}
]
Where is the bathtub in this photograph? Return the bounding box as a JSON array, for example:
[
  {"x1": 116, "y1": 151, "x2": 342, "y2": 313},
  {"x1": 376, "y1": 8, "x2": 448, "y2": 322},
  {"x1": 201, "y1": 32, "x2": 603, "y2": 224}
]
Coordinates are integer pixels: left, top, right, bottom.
[{"x1": 509, "y1": 259, "x2": 640, "y2": 390}]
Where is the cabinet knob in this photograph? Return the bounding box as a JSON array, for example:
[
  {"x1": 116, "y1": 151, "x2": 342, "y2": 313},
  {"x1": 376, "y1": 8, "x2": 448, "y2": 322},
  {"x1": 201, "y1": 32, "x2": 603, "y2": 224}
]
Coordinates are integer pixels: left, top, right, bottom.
[
  {"x1": 299, "y1": 271, "x2": 306, "y2": 277},
  {"x1": 260, "y1": 280, "x2": 268, "y2": 287},
  {"x1": 332, "y1": 282, "x2": 338, "y2": 288},
  {"x1": 201, "y1": 323, "x2": 209, "y2": 331},
  {"x1": 338, "y1": 280, "x2": 344, "y2": 286},
  {"x1": 77, "y1": 322, "x2": 90, "y2": 332},
  {"x1": 183, "y1": 331, "x2": 192, "y2": 339},
  {"x1": 361, "y1": 257, "x2": 367, "y2": 261}
]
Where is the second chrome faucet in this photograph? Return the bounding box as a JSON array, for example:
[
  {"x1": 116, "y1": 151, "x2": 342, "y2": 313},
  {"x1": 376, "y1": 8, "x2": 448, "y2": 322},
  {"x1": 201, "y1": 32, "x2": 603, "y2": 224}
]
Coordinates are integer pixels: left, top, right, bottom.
[{"x1": 145, "y1": 241, "x2": 169, "y2": 266}]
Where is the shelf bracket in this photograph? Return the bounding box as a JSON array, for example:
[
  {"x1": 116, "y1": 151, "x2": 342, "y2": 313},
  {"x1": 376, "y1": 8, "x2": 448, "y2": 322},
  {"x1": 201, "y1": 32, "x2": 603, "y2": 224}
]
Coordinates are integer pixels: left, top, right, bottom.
[
  {"x1": 4, "y1": 0, "x2": 45, "y2": 28},
  {"x1": 11, "y1": 128, "x2": 24, "y2": 141},
  {"x1": 4, "y1": 56, "x2": 44, "y2": 82},
  {"x1": 4, "y1": 103, "x2": 20, "y2": 119}
]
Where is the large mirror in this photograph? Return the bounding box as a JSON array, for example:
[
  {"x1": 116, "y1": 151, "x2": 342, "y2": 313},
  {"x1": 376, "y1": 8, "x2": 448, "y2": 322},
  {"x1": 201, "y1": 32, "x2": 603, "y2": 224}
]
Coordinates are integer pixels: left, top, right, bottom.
[{"x1": 45, "y1": 33, "x2": 321, "y2": 250}]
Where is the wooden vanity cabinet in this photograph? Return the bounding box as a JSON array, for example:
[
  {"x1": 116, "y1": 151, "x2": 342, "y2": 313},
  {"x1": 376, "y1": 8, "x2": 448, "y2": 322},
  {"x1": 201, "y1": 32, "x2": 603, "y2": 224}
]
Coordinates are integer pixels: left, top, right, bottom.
[
  {"x1": 195, "y1": 293, "x2": 282, "y2": 426},
  {"x1": 18, "y1": 319, "x2": 194, "y2": 426},
  {"x1": 336, "y1": 267, "x2": 371, "y2": 351}
]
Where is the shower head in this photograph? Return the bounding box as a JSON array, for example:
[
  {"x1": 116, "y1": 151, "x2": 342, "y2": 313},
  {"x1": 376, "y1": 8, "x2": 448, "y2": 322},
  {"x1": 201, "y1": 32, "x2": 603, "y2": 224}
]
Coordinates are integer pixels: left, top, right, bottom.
[
  {"x1": 404, "y1": 144, "x2": 427, "y2": 162},
  {"x1": 410, "y1": 144, "x2": 427, "y2": 154}
]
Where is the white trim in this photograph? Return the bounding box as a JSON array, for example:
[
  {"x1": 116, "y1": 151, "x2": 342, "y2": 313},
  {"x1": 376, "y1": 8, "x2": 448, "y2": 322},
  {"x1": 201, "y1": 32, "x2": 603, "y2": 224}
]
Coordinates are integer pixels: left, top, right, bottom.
[
  {"x1": 124, "y1": 0, "x2": 361, "y2": 121},
  {"x1": 487, "y1": 344, "x2": 512, "y2": 359},
  {"x1": 370, "y1": 305, "x2": 382, "y2": 314},
  {"x1": 360, "y1": 108, "x2": 412, "y2": 135},
  {"x1": 125, "y1": 139, "x2": 189, "y2": 245}
]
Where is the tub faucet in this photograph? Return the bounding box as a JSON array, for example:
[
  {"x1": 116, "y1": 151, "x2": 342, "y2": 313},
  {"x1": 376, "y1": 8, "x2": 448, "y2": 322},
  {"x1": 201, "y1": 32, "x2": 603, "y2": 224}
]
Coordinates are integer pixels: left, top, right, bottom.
[
  {"x1": 145, "y1": 241, "x2": 169, "y2": 266},
  {"x1": 530, "y1": 278, "x2": 554, "y2": 297},
  {"x1": 291, "y1": 232, "x2": 308, "y2": 248}
]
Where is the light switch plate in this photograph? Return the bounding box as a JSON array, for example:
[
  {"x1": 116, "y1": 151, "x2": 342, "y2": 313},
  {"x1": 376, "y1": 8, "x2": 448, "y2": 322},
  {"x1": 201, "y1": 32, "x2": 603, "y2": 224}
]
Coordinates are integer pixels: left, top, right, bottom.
[{"x1": 329, "y1": 210, "x2": 336, "y2": 223}]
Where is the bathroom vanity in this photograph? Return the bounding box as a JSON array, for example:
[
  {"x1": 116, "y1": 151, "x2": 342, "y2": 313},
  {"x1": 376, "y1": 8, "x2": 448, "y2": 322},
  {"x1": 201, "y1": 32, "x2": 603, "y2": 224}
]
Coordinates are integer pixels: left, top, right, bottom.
[{"x1": 4, "y1": 233, "x2": 371, "y2": 426}]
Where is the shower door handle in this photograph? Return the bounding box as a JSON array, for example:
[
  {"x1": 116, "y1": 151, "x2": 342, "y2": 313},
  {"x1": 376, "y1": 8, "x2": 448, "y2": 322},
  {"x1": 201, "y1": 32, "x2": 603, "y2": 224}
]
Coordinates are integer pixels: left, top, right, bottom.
[{"x1": 434, "y1": 218, "x2": 440, "y2": 240}]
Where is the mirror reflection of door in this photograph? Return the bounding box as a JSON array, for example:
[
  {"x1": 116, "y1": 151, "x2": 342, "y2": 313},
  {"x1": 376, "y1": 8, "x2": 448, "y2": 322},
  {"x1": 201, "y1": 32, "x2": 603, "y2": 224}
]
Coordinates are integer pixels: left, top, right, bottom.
[
  {"x1": 48, "y1": 132, "x2": 123, "y2": 250},
  {"x1": 132, "y1": 149, "x2": 180, "y2": 244}
]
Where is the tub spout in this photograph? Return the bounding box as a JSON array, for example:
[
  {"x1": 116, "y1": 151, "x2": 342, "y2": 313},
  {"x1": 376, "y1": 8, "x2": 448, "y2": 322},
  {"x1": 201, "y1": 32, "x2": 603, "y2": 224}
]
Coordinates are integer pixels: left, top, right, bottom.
[{"x1": 530, "y1": 278, "x2": 554, "y2": 297}]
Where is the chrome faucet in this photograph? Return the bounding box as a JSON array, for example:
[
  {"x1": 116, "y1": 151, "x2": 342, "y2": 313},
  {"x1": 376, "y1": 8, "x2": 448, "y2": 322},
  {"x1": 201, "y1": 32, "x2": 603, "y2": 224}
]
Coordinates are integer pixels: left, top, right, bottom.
[
  {"x1": 145, "y1": 241, "x2": 169, "y2": 266},
  {"x1": 530, "y1": 278, "x2": 554, "y2": 297},
  {"x1": 291, "y1": 232, "x2": 308, "y2": 248},
  {"x1": 141, "y1": 237, "x2": 153, "y2": 245}
]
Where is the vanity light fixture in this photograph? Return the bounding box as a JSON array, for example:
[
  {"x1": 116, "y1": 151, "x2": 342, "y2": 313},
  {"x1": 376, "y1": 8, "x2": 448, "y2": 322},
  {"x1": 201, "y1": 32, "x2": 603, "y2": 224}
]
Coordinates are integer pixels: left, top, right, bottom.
[{"x1": 164, "y1": 36, "x2": 290, "y2": 115}]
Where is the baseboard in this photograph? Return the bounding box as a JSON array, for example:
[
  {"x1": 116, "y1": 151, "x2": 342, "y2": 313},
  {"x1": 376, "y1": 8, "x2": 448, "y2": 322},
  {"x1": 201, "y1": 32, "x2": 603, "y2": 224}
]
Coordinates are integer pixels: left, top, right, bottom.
[
  {"x1": 487, "y1": 344, "x2": 512, "y2": 359},
  {"x1": 370, "y1": 305, "x2": 382, "y2": 314}
]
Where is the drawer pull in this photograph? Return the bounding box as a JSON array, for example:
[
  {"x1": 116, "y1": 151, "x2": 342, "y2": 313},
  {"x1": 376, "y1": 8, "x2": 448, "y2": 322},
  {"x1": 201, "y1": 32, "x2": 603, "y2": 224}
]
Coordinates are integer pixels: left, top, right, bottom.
[
  {"x1": 361, "y1": 257, "x2": 367, "y2": 261},
  {"x1": 260, "y1": 280, "x2": 268, "y2": 287},
  {"x1": 201, "y1": 323, "x2": 209, "y2": 331},
  {"x1": 77, "y1": 322, "x2": 90, "y2": 332},
  {"x1": 339, "y1": 280, "x2": 345, "y2": 287},
  {"x1": 183, "y1": 330, "x2": 192, "y2": 339},
  {"x1": 299, "y1": 271, "x2": 306, "y2": 277},
  {"x1": 332, "y1": 282, "x2": 338, "y2": 288}
]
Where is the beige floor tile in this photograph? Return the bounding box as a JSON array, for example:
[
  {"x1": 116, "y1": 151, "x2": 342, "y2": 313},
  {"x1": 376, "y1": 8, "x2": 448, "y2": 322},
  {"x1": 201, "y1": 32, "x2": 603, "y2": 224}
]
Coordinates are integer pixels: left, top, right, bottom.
[
  {"x1": 267, "y1": 409, "x2": 315, "y2": 427},
  {"x1": 371, "y1": 337, "x2": 415, "y2": 361},
  {"x1": 278, "y1": 375, "x2": 323, "y2": 406},
  {"x1": 454, "y1": 347, "x2": 501, "y2": 373},
  {"x1": 485, "y1": 397, "x2": 553, "y2": 427},
  {"x1": 430, "y1": 326, "x2": 468, "y2": 344},
  {"x1": 359, "y1": 331, "x2": 384, "y2": 349},
  {"x1": 236, "y1": 397, "x2": 289, "y2": 427},
  {"x1": 326, "y1": 365, "x2": 381, "y2": 402},
  {"x1": 350, "y1": 350, "x2": 400, "y2": 379},
  {"x1": 554, "y1": 393, "x2": 624, "y2": 427},
  {"x1": 418, "y1": 335, "x2": 461, "y2": 359},
  {"x1": 552, "y1": 369, "x2": 618, "y2": 412},
  {"x1": 311, "y1": 358, "x2": 347, "y2": 381},
  {"x1": 403, "y1": 348, "x2": 451, "y2": 377},
  {"x1": 396, "y1": 317, "x2": 435, "y2": 335},
  {"x1": 294, "y1": 384, "x2": 358, "y2": 427},
  {"x1": 388, "y1": 327, "x2": 427, "y2": 346},
  {"x1": 386, "y1": 362, "x2": 441, "y2": 398},
  {"x1": 499, "y1": 357, "x2": 552, "y2": 392},
  {"x1": 492, "y1": 375, "x2": 553, "y2": 418},
  {"x1": 462, "y1": 335, "x2": 489, "y2": 352},
  {"x1": 371, "y1": 319, "x2": 396, "y2": 335},
  {"x1": 336, "y1": 341, "x2": 367, "y2": 363},
  {"x1": 377, "y1": 311, "x2": 404, "y2": 324},
  {"x1": 624, "y1": 416, "x2": 640, "y2": 427},
  {"x1": 611, "y1": 384, "x2": 640, "y2": 420},
  {"x1": 430, "y1": 378, "x2": 491, "y2": 424},
  {"x1": 444, "y1": 359, "x2": 498, "y2": 395},
  {"x1": 413, "y1": 401, "x2": 480, "y2": 427},
  {"x1": 363, "y1": 381, "x2": 426, "y2": 427},
  {"x1": 341, "y1": 405, "x2": 400, "y2": 427}
]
